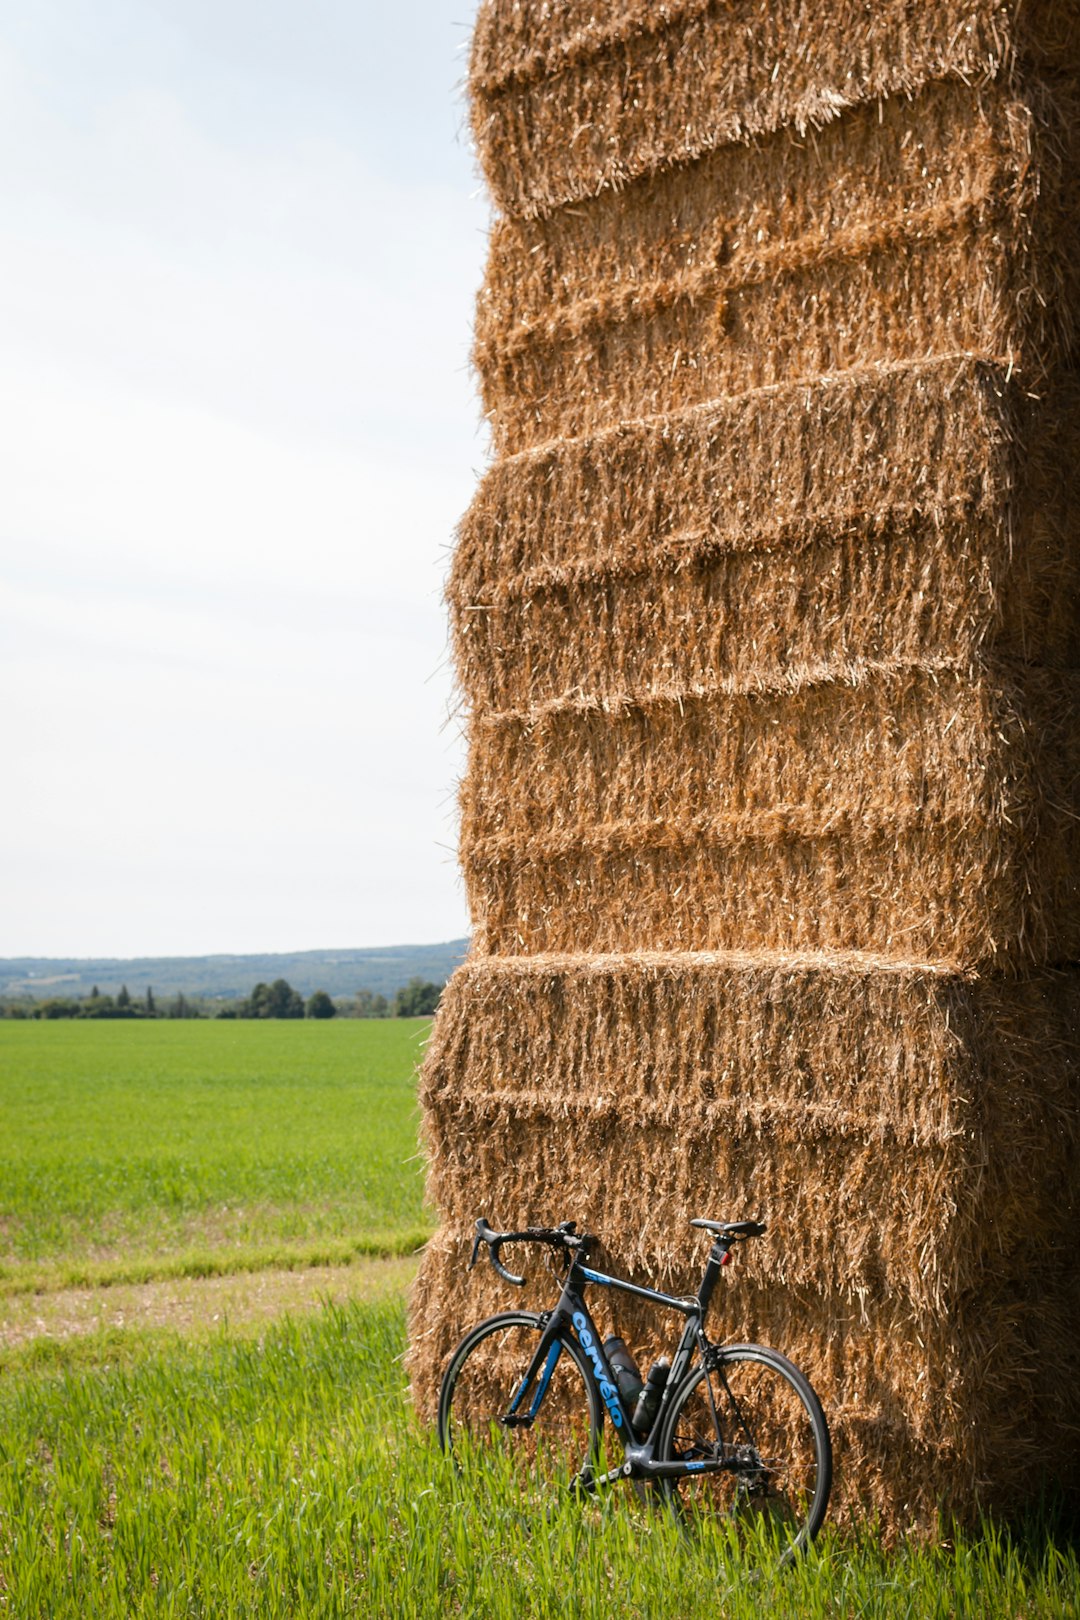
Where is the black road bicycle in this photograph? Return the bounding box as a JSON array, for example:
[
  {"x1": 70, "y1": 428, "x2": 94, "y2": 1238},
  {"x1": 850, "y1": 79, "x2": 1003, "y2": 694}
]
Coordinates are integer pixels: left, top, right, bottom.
[{"x1": 437, "y1": 1215, "x2": 832, "y2": 1566}]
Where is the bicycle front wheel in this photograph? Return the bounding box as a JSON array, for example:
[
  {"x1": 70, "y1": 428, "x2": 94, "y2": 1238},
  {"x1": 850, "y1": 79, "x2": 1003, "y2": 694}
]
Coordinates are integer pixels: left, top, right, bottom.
[
  {"x1": 437, "y1": 1312, "x2": 602, "y2": 1500},
  {"x1": 657, "y1": 1343, "x2": 831, "y2": 1565}
]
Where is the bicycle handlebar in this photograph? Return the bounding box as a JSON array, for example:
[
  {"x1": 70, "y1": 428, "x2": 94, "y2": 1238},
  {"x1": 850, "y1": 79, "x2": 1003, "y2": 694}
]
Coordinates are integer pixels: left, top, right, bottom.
[
  {"x1": 468, "y1": 1214, "x2": 765, "y2": 1289},
  {"x1": 469, "y1": 1217, "x2": 586, "y2": 1286}
]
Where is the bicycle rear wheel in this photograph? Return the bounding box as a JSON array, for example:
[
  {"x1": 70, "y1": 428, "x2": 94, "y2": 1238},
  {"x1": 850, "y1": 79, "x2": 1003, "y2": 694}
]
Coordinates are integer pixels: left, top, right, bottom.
[
  {"x1": 657, "y1": 1343, "x2": 831, "y2": 1565},
  {"x1": 437, "y1": 1312, "x2": 602, "y2": 1501}
]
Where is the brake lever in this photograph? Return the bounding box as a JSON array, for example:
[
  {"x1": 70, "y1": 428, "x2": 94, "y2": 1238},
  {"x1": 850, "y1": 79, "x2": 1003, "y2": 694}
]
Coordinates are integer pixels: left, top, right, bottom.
[{"x1": 470, "y1": 1215, "x2": 496, "y2": 1270}]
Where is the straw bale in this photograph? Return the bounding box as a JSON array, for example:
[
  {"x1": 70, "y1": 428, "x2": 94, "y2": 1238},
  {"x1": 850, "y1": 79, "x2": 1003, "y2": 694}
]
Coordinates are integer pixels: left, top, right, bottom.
[
  {"x1": 409, "y1": 952, "x2": 1080, "y2": 1525},
  {"x1": 481, "y1": 237, "x2": 1018, "y2": 456},
  {"x1": 475, "y1": 84, "x2": 1031, "y2": 360},
  {"x1": 449, "y1": 362, "x2": 1080, "y2": 973},
  {"x1": 473, "y1": 78, "x2": 1079, "y2": 452},
  {"x1": 417, "y1": 954, "x2": 1080, "y2": 1312},
  {"x1": 468, "y1": 0, "x2": 1080, "y2": 219},
  {"x1": 463, "y1": 670, "x2": 1065, "y2": 850},
  {"x1": 451, "y1": 360, "x2": 1080, "y2": 706},
  {"x1": 453, "y1": 523, "x2": 1078, "y2": 719},
  {"x1": 461, "y1": 663, "x2": 1080, "y2": 971},
  {"x1": 408, "y1": 1226, "x2": 1080, "y2": 1528}
]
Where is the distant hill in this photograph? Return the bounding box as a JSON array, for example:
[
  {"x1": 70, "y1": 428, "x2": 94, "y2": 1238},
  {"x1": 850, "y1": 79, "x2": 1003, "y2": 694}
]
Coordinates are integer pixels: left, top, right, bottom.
[{"x1": 0, "y1": 940, "x2": 470, "y2": 1004}]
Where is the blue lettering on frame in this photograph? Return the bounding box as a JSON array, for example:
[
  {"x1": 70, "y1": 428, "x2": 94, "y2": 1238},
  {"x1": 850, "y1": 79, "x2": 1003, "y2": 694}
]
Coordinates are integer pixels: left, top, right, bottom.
[{"x1": 572, "y1": 1310, "x2": 623, "y2": 1428}]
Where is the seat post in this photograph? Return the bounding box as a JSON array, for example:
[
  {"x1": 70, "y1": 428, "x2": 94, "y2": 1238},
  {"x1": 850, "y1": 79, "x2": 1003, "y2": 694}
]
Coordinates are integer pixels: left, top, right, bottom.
[{"x1": 697, "y1": 1241, "x2": 729, "y2": 1313}]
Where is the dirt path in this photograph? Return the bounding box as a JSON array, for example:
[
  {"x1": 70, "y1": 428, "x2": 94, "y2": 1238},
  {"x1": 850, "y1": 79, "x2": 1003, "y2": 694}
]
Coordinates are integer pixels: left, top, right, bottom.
[{"x1": 0, "y1": 1254, "x2": 417, "y2": 1350}]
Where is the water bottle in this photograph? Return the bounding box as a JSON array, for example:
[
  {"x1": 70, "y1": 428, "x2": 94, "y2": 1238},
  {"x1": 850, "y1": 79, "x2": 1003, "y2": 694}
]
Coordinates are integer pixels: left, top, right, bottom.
[
  {"x1": 603, "y1": 1336, "x2": 644, "y2": 1410},
  {"x1": 632, "y1": 1358, "x2": 671, "y2": 1437}
]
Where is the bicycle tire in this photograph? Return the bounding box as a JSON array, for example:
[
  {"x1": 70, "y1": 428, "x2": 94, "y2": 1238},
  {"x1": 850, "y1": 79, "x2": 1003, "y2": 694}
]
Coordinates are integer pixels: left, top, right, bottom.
[
  {"x1": 656, "y1": 1342, "x2": 832, "y2": 1565},
  {"x1": 437, "y1": 1311, "x2": 603, "y2": 1498}
]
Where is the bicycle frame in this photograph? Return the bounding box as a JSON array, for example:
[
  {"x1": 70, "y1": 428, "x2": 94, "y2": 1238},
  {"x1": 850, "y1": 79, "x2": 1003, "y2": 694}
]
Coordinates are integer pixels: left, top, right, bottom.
[{"x1": 503, "y1": 1244, "x2": 737, "y2": 1487}]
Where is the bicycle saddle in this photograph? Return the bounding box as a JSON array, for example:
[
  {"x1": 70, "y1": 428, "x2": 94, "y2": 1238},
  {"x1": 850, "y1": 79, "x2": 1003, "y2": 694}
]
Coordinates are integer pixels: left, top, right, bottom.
[{"x1": 691, "y1": 1217, "x2": 767, "y2": 1238}]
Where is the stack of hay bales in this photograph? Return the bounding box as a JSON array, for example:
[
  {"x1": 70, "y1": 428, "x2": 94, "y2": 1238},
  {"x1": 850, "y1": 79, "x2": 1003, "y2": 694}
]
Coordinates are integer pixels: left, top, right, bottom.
[{"x1": 410, "y1": 0, "x2": 1080, "y2": 1527}]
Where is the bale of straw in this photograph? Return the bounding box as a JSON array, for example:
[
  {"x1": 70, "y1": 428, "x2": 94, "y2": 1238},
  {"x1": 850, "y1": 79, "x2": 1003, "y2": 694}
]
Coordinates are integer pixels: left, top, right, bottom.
[
  {"x1": 481, "y1": 236, "x2": 1025, "y2": 454},
  {"x1": 473, "y1": 79, "x2": 1079, "y2": 452},
  {"x1": 452, "y1": 521, "x2": 1080, "y2": 717},
  {"x1": 451, "y1": 360, "x2": 1080, "y2": 714},
  {"x1": 468, "y1": 0, "x2": 1080, "y2": 219},
  {"x1": 479, "y1": 230, "x2": 1075, "y2": 456},
  {"x1": 463, "y1": 669, "x2": 1069, "y2": 850},
  {"x1": 451, "y1": 357, "x2": 1080, "y2": 973},
  {"x1": 459, "y1": 664, "x2": 1080, "y2": 971},
  {"x1": 410, "y1": 953, "x2": 1080, "y2": 1525},
  {"x1": 416, "y1": 954, "x2": 1080, "y2": 1312},
  {"x1": 476, "y1": 83, "x2": 1067, "y2": 365}
]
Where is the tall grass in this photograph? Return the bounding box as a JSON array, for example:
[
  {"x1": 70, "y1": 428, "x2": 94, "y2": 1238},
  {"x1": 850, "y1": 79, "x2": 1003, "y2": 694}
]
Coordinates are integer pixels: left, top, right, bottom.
[
  {"x1": 0, "y1": 1021, "x2": 433, "y2": 1286},
  {"x1": 2, "y1": 1295, "x2": 1076, "y2": 1618}
]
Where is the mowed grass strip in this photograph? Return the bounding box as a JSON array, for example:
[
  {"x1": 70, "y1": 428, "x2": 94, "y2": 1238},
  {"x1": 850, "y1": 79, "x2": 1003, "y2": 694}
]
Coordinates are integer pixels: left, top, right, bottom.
[
  {"x1": 1, "y1": 1293, "x2": 1077, "y2": 1620},
  {"x1": 0, "y1": 1255, "x2": 418, "y2": 1363},
  {"x1": 0, "y1": 1021, "x2": 434, "y2": 1288}
]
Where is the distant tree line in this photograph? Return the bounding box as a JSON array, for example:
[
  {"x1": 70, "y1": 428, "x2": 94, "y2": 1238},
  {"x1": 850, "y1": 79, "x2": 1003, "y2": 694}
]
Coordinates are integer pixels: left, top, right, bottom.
[
  {"x1": 8, "y1": 984, "x2": 160, "y2": 1020},
  {"x1": 1, "y1": 976, "x2": 445, "y2": 1021}
]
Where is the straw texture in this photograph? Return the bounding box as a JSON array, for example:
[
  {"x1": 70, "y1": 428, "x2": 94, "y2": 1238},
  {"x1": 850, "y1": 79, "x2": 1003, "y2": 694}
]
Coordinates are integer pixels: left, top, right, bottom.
[
  {"x1": 453, "y1": 360, "x2": 1080, "y2": 972},
  {"x1": 474, "y1": 80, "x2": 1079, "y2": 452},
  {"x1": 462, "y1": 664, "x2": 1080, "y2": 969},
  {"x1": 451, "y1": 361, "x2": 1080, "y2": 709},
  {"x1": 418, "y1": 955, "x2": 1080, "y2": 1312},
  {"x1": 469, "y1": 0, "x2": 1080, "y2": 219}
]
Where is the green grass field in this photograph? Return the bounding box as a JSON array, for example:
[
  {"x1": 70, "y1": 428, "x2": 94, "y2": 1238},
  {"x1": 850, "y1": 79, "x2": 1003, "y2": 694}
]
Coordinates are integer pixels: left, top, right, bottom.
[
  {"x1": 1, "y1": 1023, "x2": 1077, "y2": 1616},
  {"x1": 0, "y1": 1021, "x2": 432, "y2": 1290},
  {"x1": 3, "y1": 1297, "x2": 1078, "y2": 1619}
]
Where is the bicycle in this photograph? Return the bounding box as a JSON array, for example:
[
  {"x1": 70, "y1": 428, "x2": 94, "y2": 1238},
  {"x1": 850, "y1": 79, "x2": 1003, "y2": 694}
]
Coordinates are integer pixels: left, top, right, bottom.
[{"x1": 437, "y1": 1215, "x2": 832, "y2": 1566}]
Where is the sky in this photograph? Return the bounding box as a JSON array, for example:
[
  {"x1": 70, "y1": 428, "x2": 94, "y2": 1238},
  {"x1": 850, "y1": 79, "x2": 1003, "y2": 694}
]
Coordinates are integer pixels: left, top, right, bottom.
[{"x1": 0, "y1": 1, "x2": 488, "y2": 958}]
